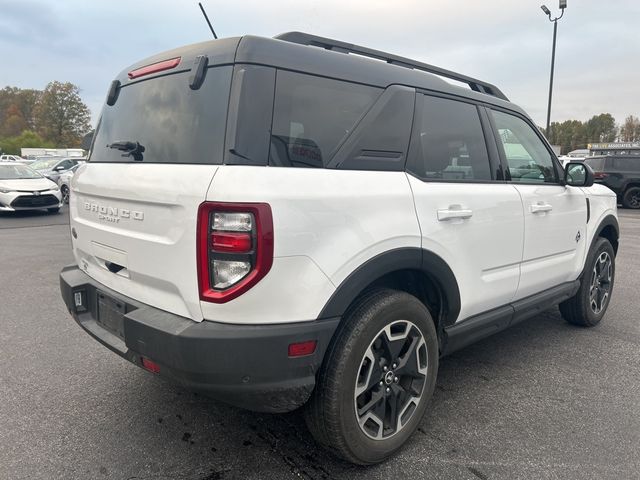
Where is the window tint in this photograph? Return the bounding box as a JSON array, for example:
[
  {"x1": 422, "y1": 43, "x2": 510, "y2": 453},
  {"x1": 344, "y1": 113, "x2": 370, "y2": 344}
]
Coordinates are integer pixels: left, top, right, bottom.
[
  {"x1": 613, "y1": 157, "x2": 640, "y2": 171},
  {"x1": 91, "y1": 66, "x2": 232, "y2": 164},
  {"x1": 407, "y1": 95, "x2": 491, "y2": 181},
  {"x1": 491, "y1": 110, "x2": 557, "y2": 183},
  {"x1": 269, "y1": 71, "x2": 380, "y2": 168},
  {"x1": 585, "y1": 157, "x2": 605, "y2": 171}
]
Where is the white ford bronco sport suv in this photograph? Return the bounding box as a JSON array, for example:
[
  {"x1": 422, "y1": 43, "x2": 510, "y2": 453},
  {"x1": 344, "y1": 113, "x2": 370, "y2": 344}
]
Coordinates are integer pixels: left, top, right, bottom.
[{"x1": 60, "y1": 32, "x2": 619, "y2": 464}]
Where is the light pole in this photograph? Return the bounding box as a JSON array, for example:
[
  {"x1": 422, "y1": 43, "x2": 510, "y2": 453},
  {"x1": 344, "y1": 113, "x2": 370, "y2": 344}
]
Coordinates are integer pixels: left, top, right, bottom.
[{"x1": 541, "y1": 0, "x2": 567, "y2": 139}]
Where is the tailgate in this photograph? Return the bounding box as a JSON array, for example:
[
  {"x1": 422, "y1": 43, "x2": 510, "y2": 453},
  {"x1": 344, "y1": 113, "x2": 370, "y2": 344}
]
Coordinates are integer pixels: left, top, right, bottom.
[
  {"x1": 70, "y1": 164, "x2": 218, "y2": 321},
  {"x1": 70, "y1": 57, "x2": 234, "y2": 321}
]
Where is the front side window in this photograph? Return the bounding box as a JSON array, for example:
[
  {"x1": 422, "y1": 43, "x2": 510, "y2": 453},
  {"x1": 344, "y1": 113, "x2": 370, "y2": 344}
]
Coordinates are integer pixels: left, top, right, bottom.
[
  {"x1": 407, "y1": 95, "x2": 491, "y2": 181},
  {"x1": 491, "y1": 110, "x2": 558, "y2": 183},
  {"x1": 269, "y1": 71, "x2": 380, "y2": 168}
]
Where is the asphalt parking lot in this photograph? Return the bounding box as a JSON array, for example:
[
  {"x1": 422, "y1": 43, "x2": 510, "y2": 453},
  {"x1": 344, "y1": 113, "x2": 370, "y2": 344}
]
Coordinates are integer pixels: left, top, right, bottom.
[{"x1": 1, "y1": 206, "x2": 639, "y2": 480}]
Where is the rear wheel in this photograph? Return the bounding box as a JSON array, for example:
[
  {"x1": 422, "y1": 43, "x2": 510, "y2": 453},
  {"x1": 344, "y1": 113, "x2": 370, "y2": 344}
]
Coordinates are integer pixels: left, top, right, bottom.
[
  {"x1": 622, "y1": 187, "x2": 640, "y2": 209},
  {"x1": 560, "y1": 237, "x2": 615, "y2": 327},
  {"x1": 305, "y1": 289, "x2": 438, "y2": 464}
]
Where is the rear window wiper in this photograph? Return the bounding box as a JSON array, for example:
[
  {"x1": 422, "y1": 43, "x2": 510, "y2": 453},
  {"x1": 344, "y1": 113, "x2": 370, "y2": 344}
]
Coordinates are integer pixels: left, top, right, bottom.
[{"x1": 107, "y1": 141, "x2": 145, "y2": 161}]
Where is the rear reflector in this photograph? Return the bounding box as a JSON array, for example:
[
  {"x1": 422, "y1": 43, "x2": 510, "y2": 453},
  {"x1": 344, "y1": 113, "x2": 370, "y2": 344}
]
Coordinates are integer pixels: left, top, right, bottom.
[
  {"x1": 288, "y1": 340, "x2": 317, "y2": 357},
  {"x1": 141, "y1": 357, "x2": 160, "y2": 374},
  {"x1": 211, "y1": 232, "x2": 252, "y2": 253},
  {"x1": 594, "y1": 172, "x2": 609, "y2": 180},
  {"x1": 128, "y1": 57, "x2": 181, "y2": 80}
]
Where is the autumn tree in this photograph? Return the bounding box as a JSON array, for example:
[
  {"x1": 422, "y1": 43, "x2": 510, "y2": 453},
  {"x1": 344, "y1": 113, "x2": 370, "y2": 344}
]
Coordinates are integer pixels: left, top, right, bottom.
[
  {"x1": 585, "y1": 113, "x2": 617, "y2": 143},
  {"x1": 1, "y1": 104, "x2": 28, "y2": 137},
  {"x1": 619, "y1": 115, "x2": 640, "y2": 142},
  {"x1": 34, "y1": 81, "x2": 91, "y2": 147}
]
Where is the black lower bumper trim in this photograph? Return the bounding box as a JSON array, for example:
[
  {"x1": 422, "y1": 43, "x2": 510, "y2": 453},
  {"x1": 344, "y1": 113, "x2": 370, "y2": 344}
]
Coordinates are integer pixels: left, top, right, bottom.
[{"x1": 60, "y1": 264, "x2": 340, "y2": 413}]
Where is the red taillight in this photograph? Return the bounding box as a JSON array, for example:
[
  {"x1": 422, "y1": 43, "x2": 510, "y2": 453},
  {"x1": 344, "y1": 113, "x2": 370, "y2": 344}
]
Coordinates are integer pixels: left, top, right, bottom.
[
  {"x1": 128, "y1": 57, "x2": 181, "y2": 79},
  {"x1": 197, "y1": 202, "x2": 273, "y2": 303},
  {"x1": 288, "y1": 340, "x2": 317, "y2": 357},
  {"x1": 211, "y1": 232, "x2": 252, "y2": 253},
  {"x1": 141, "y1": 357, "x2": 160, "y2": 374},
  {"x1": 594, "y1": 172, "x2": 609, "y2": 180}
]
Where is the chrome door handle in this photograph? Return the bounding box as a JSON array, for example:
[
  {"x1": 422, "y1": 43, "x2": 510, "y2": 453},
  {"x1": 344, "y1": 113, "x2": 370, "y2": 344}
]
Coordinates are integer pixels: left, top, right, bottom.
[
  {"x1": 437, "y1": 207, "x2": 473, "y2": 221},
  {"x1": 530, "y1": 203, "x2": 553, "y2": 214}
]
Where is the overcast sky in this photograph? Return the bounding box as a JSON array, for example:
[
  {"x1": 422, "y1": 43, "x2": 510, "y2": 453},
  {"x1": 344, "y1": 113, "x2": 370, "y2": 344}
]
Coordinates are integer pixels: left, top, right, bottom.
[{"x1": 1, "y1": 0, "x2": 638, "y2": 128}]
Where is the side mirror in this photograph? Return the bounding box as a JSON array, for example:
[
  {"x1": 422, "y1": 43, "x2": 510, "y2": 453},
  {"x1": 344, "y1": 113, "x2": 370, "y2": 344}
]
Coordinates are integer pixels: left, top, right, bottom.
[
  {"x1": 564, "y1": 162, "x2": 594, "y2": 187},
  {"x1": 54, "y1": 166, "x2": 65, "y2": 171}
]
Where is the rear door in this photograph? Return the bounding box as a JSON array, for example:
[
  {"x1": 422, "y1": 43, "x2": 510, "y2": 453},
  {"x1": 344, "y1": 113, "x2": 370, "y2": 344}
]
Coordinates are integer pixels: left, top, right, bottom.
[
  {"x1": 408, "y1": 94, "x2": 524, "y2": 322},
  {"x1": 487, "y1": 108, "x2": 587, "y2": 299},
  {"x1": 71, "y1": 63, "x2": 233, "y2": 321}
]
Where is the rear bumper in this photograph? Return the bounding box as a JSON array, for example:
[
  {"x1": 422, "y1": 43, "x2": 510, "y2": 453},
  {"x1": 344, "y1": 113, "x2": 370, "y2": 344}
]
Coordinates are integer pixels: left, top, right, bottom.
[{"x1": 60, "y1": 264, "x2": 339, "y2": 413}]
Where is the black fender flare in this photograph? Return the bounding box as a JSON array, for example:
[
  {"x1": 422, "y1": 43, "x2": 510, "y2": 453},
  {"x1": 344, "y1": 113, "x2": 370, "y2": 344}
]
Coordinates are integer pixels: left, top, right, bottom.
[
  {"x1": 318, "y1": 247, "x2": 461, "y2": 326},
  {"x1": 592, "y1": 214, "x2": 619, "y2": 254}
]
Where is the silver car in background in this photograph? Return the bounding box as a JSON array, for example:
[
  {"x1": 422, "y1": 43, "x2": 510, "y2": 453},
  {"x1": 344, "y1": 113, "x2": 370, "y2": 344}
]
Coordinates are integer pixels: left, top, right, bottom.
[
  {"x1": 57, "y1": 163, "x2": 82, "y2": 204},
  {"x1": 0, "y1": 162, "x2": 62, "y2": 213},
  {"x1": 30, "y1": 157, "x2": 85, "y2": 183}
]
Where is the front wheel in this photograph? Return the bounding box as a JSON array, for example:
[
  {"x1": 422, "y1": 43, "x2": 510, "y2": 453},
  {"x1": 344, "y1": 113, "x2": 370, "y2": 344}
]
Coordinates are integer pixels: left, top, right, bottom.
[
  {"x1": 61, "y1": 184, "x2": 69, "y2": 204},
  {"x1": 622, "y1": 187, "x2": 640, "y2": 209},
  {"x1": 305, "y1": 289, "x2": 438, "y2": 464},
  {"x1": 560, "y1": 237, "x2": 615, "y2": 327}
]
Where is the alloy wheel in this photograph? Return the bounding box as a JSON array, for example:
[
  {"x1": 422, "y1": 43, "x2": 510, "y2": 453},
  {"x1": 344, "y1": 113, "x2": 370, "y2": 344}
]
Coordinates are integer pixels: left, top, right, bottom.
[
  {"x1": 589, "y1": 251, "x2": 612, "y2": 314},
  {"x1": 354, "y1": 320, "x2": 428, "y2": 440}
]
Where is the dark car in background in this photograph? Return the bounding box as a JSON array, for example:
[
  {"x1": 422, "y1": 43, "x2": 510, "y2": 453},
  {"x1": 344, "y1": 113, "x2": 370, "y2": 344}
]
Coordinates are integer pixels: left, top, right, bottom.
[{"x1": 585, "y1": 155, "x2": 640, "y2": 208}]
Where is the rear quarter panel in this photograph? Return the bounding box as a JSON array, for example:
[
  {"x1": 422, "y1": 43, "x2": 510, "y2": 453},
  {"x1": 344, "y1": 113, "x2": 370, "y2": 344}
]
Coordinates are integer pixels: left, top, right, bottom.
[{"x1": 200, "y1": 166, "x2": 421, "y2": 324}]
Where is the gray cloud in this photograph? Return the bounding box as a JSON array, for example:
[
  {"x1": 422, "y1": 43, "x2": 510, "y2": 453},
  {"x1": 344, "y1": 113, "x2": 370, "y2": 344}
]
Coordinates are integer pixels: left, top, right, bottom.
[{"x1": 1, "y1": 0, "x2": 638, "y2": 128}]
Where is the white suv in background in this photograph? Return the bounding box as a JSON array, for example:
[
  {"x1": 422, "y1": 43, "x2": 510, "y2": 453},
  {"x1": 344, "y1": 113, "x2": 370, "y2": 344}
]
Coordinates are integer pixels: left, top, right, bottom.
[{"x1": 60, "y1": 32, "x2": 619, "y2": 464}]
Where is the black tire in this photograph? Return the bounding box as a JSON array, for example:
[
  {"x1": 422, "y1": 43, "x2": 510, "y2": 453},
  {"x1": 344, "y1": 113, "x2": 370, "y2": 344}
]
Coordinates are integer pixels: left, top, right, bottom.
[
  {"x1": 622, "y1": 186, "x2": 640, "y2": 209},
  {"x1": 61, "y1": 185, "x2": 69, "y2": 204},
  {"x1": 47, "y1": 207, "x2": 60, "y2": 214},
  {"x1": 304, "y1": 289, "x2": 439, "y2": 464},
  {"x1": 560, "y1": 237, "x2": 615, "y2": 327}
]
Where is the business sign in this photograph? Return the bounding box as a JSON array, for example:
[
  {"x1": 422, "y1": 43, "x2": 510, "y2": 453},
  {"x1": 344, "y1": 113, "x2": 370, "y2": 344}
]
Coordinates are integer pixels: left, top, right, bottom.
[{"x1": 588, "y1": 143, "x2": 640, "y2": 149}]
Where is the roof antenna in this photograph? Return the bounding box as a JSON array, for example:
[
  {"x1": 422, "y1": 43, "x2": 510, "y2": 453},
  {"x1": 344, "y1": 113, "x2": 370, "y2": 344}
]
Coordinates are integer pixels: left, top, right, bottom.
[{"x1": 198, "y1": 2, "x2": 218, "y2": 39}]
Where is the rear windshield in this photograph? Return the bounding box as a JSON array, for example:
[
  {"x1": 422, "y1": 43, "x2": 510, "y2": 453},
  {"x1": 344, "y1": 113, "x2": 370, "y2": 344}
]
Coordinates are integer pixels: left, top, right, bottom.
[
  {"x1": 584, "y1": 157, "x2": 605, "y2": 171},
  {"x1": 90, "y1": 66, "x2": 232, "y2": 164}
]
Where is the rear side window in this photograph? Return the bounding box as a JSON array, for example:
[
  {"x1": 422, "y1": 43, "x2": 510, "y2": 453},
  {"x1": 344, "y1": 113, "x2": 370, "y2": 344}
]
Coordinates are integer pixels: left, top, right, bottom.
[
  {"x1": 269, "y1": 72, "x2": 380, "y2": 168},
  {"x1": 491, "y1": 110, "x2": 558, "y2": 183},
  {"x1": 407, "y1": 95, "x2": 491, "y2": 181},
  {"x1": 612, "y1": 157, "x2": 640, "y2": 171},
  {"x1": 90, "y1": 66, "x2": 232, "y2": 164}
]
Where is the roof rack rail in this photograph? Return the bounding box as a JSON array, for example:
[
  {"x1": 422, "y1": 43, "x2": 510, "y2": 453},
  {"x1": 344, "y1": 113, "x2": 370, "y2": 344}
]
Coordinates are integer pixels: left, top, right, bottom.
[{"x1": 274, "y1": 32, "x2": 509, "y2": 102}]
